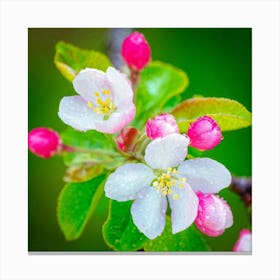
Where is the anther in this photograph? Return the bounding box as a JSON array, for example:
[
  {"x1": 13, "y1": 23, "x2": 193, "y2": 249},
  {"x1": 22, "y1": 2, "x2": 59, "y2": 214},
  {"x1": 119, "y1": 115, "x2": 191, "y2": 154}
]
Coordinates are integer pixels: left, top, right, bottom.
[
  {"x1": 153, "y1": 181, "x2": 159, "y2": 187},
  {"x1": 87, "y1": 101, "x2": 93, "y2": 108}
]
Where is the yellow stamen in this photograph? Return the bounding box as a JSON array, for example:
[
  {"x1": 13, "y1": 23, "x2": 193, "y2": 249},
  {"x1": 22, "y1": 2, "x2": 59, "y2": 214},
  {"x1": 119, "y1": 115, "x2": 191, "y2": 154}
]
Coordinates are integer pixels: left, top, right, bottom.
[
  {"x1": 172, "y1": 168, "x2": 178, "y2": 174},
  {"x1": 93, "y1": 107, "x2": 102, "y2": 113},
  {"x1": 96, "y1": 98, "x2": 104, "y2": 106},
  {"x1": 166, "y1": 181, "x2": 172, "y2": 187},
  {"x1": 162, "y1": 190, "x2": 167, "y2": 196},
  {"x1": 153, "y1": 181, "x2": 159, "y2": 187},
  {"x1": 102, "y1": 89, "x2": 111, "y2": 95},
  {"x1": 91, "y1": 87, "x2": 116, "y2": 117},
  {"x1": 152, "y1": 167, "x2": 186, "y2": 198},
  {"x1": 173, "y1": 194, "x2": 179, "y2": 200},
  {"x1": 179, "y1": 183, "x2": 185, "y2": 189},
  {"x1": 87, "y1": 101, "x2": 93, "y2": 108}
]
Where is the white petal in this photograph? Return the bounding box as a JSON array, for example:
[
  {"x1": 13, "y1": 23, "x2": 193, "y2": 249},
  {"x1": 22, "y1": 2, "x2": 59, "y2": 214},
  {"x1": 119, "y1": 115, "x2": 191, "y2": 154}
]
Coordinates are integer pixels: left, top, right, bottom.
[
  {"x1": 58, "y1": 96, "x2": 101, "y2": 131},
  {"x1": 144, "y1": 134, "x2": 189, "y2": 170},
  {"x1": 168, "y1": 183, "x2": 198, "y2": 234},
  {"x1": 223, "y1": 199, "x2": 233, "y2": 228},
  {"x1": 106, "y1": 67, "x2": 134, "y2": 109},
  {"x1": 178, "y1": 158, "x2": 232, "y2": 194},
  {"x1": 73, "y1": 68, "x2": 108, "y2": 103},
  {"x1": 234, "y1": 230, "x2": 252, "y2": 252},
  {"x1": 104, "y1": 163, "x2": 154, "y2": 202},
  {"x1": 94, "y1": 103, "x2": 136, "y2": 134},
  {"x1": 131, "y1": 187, "x2": 167, "y2": 239},
  {"x1": 236, "y1": 234, "x2": 252, "y2": 252}
]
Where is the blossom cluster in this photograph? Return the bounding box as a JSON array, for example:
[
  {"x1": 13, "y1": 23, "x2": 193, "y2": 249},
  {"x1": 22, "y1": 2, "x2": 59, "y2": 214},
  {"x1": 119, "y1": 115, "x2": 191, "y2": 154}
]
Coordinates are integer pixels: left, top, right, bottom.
[{"x1": 28, "y1": 31, "x2": 251, "y2": 251}]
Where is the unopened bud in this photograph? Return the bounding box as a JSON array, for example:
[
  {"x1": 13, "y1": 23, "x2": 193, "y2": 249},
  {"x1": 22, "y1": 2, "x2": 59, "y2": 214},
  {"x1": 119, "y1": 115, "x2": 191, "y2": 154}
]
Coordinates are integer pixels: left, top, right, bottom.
[
  {"x1": 187, "y1": 116, "x2": 222, "y2": 150},
  {"x1": 28, "y1": 127, "x2": 61, "y2": 158},
  {"x1": 195, "y1": 192, "x2": 233, "y2": 237},
  {"x1": 121, "y1": 31, "x2": 151, "y2": 71},
  {"x1": 145, "y1": 113, "x2": 179, "y2": 140}
]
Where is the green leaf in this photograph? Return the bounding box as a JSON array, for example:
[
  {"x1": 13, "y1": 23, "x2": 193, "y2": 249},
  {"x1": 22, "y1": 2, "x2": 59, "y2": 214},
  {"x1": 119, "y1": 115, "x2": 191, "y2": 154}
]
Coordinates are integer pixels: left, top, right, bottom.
[
  {"x1": 162, "y1": 94, "x2": 182, "y2": 112},
  {"x1": 61, "y1": 127, "x2": 119, "y2": 162},
  {"x1": 63, "y1": 164, "x2": 104, "y2": 183},
  {"x1": 144, "y1": 217, "x2": 210, "y2": 251},
  {"x1": 62, "y1": 152, "x2": 104, "y2": 166},
  {"x1": 134, "y1": 61, "x2": 189, "y2": 124},
  {"x1": 103, "y1": 200, "x2": 148, "y2": 251},
  {"x1": 61, "y1": 127, "x2": 112, "y2": 151},
  {"x1": 62, "y1": 152, "x2": 125, "y2": 171},
  {"x1": 54, "y1": 41, "x2": 112, "y2": 82},
  {"x1": 57, "y1": 174, "x2": 106, "y2": 240},
  {"x1": 60, "y1": 127, "x2": 125, "y2": 170},
  {"x1": 171, "y1": 97, "x2": 252, "y2": 132},
  {"x1": 187, "y1": 146, "x2": 203, "y2": 158}
]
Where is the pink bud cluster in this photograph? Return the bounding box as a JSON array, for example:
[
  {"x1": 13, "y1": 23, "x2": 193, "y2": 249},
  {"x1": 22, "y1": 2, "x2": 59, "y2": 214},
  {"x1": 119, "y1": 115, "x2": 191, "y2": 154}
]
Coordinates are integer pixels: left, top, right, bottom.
[
  {"x1": 187, "y1": 116, "x2": 222, "y2": 150},
  {"x1": 195, "y1": 192, "x2": 233, "y2": 237},
  {"x1": 28, "y1": 127, "x2": 62, "y2": 158},
  {"x1": 145, "y1": 113, "x2": 179, "y2": 140},
  {"x1": 121, "y1": 31, "x2": 151, "y2": 71}
]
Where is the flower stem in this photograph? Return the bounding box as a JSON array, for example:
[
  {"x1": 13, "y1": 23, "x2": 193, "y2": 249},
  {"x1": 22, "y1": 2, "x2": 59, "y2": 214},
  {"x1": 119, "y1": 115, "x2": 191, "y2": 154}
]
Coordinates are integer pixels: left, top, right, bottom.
[
  {"x1": 130, "y1": 67, "x2": 140, "y2": 103},
  {"x1": 131, "y1": 132, "x2": 146, "y2": 152},
  {"x1": 137, "y1": 138, "x2": 150, "y2": 156}
]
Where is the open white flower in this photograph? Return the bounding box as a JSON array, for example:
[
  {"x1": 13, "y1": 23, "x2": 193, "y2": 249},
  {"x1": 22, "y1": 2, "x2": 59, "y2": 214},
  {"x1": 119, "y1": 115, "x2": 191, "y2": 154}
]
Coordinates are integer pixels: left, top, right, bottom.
[
  {"x1": 58, "y1": 67, "x2": 135, "y2": 133},
  {"x1": 105, "y1": 134, "x2": 231, "y2": 239}
]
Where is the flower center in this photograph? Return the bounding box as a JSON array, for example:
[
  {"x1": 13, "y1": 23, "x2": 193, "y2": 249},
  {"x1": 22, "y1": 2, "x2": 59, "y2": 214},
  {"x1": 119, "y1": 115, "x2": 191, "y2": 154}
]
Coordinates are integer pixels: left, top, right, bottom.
[
  {"x1": 152, "y1": 167, "x2": 186, "y2": 200},
  {"x1": 87, "y1": 88, "x2": 116, "y2": 118}
]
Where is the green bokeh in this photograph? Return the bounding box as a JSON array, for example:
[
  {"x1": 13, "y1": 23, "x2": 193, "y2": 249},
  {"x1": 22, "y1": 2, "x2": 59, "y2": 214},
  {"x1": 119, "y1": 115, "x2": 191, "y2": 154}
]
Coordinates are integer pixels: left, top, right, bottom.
[{"x1": 28, "y1": 28, "x2": 251, "y2": 251}]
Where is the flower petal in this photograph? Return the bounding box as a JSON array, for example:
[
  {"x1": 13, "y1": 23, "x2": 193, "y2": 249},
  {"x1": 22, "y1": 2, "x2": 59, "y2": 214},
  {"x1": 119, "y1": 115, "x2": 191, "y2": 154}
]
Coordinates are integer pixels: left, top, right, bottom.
[
  {"x1": 233, "y1": 229, "x2": 252, "y2": 252},
  {"x1": 73, "y1": 68, "x2": 109, "y2": 103},
  {"x1": 94, "y1": 103, "x2": 136, "y2": 134},
  {"x1": 178, "y1": 158, "x2": 231, "y2": 194},
  {"x1": 106, "y1": 67, "x2": 134, "y2": 109},
  {"x1": 144, "y1": 134, "x2": 189, "y2": 169},
  {"x1": 131, "y1": 187, "x2": 167, "y2": 239},
  {"x1": 104, "y1": 163, "x2": 154, "y2": 202},
  {"x1": 168, "y1": 183, "x2": 198, "y2": 234},
  {"x1": 58, "y1": 96, "x2": 101, "y2": 131},
  {"x1": 223, "y1": 199, "x2": 233, "y2": 228}
]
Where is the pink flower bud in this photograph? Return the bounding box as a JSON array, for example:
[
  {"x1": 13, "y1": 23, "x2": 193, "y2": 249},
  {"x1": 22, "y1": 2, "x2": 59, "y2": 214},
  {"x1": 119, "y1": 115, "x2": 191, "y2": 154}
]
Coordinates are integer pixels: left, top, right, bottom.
[
  {"x1": 195, "y1": 192, "x2": 233, "y2": 237},
  {"x1": 145, "y1": 113, "x2": 179, "y2": 140},
  {"x1": 233, "y1": 229, "x2": 252, "y2": 252},
  {"x1": 121, "y1": 31, "x2": 151, "y2": 71},
  {"x1": 116, "y1": 127, "x2": 139, "y2": 152},
  {"x1": 28, "y1": 127, "x2": 62, "y2": 158},
  {"x1": 187, "y1": 116, "x2": 222, "y2": 150}
]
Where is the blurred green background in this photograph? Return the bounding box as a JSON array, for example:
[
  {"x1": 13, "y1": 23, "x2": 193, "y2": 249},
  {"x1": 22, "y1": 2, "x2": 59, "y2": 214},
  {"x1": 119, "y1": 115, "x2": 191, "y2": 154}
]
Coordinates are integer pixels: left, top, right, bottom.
[{"x1": 28, "y1": 28, "x2": 251, "y2": 251}]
